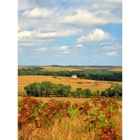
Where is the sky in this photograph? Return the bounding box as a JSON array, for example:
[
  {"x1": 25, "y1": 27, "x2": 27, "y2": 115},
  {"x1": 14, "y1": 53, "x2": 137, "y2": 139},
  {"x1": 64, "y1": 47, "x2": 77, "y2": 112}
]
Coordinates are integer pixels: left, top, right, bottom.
[{"x1": 18, "y1": 0, "x2": 122, "y2": 66}]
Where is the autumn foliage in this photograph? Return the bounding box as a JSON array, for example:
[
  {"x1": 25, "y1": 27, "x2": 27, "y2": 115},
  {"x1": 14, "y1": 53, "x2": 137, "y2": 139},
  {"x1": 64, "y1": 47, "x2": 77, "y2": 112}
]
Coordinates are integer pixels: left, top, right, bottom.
[{"x1": 18, "y1": 97, "x2": 122, "y2": 140}]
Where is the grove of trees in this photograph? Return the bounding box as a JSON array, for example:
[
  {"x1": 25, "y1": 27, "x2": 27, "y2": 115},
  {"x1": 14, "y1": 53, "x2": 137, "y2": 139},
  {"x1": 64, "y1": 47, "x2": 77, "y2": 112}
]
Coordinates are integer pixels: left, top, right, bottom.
[
  {"x1": 24, "y1": 81, "x2": 122, "y2": 98},
  {"x1": 19, "y1": 68, "x2": 122, "y2": 82}
]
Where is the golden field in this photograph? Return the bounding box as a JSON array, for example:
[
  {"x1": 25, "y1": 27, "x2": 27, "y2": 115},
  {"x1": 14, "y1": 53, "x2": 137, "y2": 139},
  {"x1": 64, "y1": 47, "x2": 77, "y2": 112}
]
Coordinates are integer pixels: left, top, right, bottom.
[{"x1": 18, "y1": 75, "x2": 122, "y2": 96}]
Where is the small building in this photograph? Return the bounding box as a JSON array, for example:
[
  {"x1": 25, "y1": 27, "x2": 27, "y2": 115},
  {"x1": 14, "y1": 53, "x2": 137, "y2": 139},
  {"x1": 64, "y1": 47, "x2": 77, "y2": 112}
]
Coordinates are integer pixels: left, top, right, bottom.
[{"x1": 71, "y1": 74, "x2": 77, "y2": 78}]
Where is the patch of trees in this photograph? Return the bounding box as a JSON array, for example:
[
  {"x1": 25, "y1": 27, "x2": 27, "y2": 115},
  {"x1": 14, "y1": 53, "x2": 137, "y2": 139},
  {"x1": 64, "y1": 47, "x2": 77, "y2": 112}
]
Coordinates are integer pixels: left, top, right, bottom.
[
  {"x1": 24, "y1": 82, "x2": 122, "y2": 98},
  {"x1": 101, "y1": 84, "x2": 122, "y2": 97},
  {"x1": 24, "y1": 82, "x2": 71, "y2": 97},
  {"x1": 19, "y1": 69, "x2": 122, "y2": 82}
]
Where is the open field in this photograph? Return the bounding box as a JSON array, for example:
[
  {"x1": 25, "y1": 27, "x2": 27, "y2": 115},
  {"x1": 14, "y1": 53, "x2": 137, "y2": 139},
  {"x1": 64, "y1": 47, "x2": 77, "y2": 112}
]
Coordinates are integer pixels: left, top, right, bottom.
[{"x1": 18, "y1": 75, "x2": 122, "y2": 96}]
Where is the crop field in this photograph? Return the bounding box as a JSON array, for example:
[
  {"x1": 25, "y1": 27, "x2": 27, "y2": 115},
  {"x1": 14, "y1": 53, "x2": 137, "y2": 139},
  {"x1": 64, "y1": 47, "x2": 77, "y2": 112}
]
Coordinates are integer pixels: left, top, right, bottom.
[{"x1": 18, "y1": 75, "x2": 122, "y2": 96}]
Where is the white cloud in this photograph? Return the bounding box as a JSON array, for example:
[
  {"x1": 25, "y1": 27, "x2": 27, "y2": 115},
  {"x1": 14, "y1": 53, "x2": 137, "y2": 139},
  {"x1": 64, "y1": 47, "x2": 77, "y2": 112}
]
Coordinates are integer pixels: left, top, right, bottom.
[
  {"x1": 75, "y1": 44, "x2": 84, "y2": 49},
  {"x1": 106, "y1": 51, "x2": 117, "y2": 56},
  {"x1": 18, "y1": 41, "x2": 41, "y2": 47},
  {"x1": 61, "y1": 9, "x2": 106, "y2": 25},
  {"x1": 57, "y1": 46, "x2": 68, "y2": 50},
  {"x1": 36, "y1": 29, "x2": 80, "y2": 38},
  {"x1": 18, "y1": 28, "x2": 81, "y2": 47},
  {"x1": 77, "y1": 28, "x2": 114, "y2": 43},
  {"x1": 101, "y1": 43, "x2": 122, "y2": 50},
  {"x1": 36, "y1": 32, "x2": 57, "y2": 38},
  {"x1": 22, "y1": 7, "x2": 54, "y2": 18},
  {"x1": 56, "y1": 46, "x2": 70, "y2": 54},
  {"x1": 18, "y1": 0, "x2": 121, "y2": 55},
  {"x1": 18, "y1": 30, "x2": 32, "y2": 38}
]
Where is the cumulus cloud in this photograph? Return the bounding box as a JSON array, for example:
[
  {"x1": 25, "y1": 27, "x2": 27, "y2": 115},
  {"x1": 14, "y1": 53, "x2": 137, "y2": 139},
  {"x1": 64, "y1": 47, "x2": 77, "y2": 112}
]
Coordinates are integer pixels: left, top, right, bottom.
[
  {"x1": 22, "y1": 7, "x2": 54, "y2": 18},
  {"x1": 106, "y1": 51, "x2": 117, "y2": 56},
  {"x1": 36, "y1": 29, "x2": 80, "y2": 38},
  {"x1": 61, "y1": 9, "x2": 106, "y2": 25},
  {"x1": 18, "y1": 0, "x2": 121, "y2": 30},
  {"x1": 77, "y1": 28, "x2": 113, "y2": 43},
  {"x1": 18, "y1": 0, "x2": 121, "y2": 49},
  {"x1": 18, "y1": 30, "x2": 32, "y2": 38},
  {"x1": 18, "y1": 0, "x2": 122, "y2": 66},
  {"x1": 18, "y1": 28, "x2": 81, "y2": 47}
]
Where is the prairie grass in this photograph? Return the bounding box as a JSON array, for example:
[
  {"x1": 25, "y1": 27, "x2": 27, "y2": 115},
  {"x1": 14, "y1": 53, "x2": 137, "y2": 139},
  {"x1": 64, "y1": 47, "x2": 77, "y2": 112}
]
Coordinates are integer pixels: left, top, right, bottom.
[{"x1": 18, "y1": 97, "x2": 122, "y2": 140}]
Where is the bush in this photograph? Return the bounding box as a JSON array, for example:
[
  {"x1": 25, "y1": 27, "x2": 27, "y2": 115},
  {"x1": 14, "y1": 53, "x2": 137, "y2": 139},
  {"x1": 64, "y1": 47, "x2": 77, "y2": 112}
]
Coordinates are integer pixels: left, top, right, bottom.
[{"x1": 101, "y1": 84, "x2": 122, "y2": 97}]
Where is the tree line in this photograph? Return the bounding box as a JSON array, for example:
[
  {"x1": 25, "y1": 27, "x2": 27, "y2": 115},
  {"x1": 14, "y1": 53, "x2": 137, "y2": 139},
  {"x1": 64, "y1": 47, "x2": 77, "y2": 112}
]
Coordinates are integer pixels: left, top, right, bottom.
[
  {"x1": 19, "y1": 69, "x2": 122, "y2": 81},
  {"x1": 24, "y1": 81, "x2": 122, "y2": 98}
]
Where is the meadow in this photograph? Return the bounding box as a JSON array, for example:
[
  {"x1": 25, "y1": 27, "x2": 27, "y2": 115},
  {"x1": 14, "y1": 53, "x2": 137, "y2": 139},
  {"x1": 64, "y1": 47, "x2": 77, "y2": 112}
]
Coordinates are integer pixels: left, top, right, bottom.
[{"x1": 18, "y1": 75, "x2": 122, "y2": 96}]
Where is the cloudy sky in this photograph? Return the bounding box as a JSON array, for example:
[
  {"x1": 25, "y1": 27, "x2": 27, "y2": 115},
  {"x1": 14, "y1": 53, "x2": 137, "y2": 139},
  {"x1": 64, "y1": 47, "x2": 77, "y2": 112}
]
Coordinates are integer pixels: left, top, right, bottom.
[{"x1": 18, "y1": 0, "x2": 122, "y2": 66}]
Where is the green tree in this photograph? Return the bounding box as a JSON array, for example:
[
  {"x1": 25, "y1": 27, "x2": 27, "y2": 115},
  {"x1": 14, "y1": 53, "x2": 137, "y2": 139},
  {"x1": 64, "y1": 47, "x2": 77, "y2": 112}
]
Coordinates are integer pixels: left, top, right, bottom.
[{"x1": 83, "y1": 88, "x2": 92, "y2": 98}]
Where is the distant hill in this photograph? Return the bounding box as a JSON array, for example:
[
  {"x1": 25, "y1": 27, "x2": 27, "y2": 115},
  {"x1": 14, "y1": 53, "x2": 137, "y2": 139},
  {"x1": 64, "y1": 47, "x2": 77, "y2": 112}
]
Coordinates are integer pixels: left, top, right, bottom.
[{"x1": 18, "y1": 65, "x2": 122, "y2": 71}]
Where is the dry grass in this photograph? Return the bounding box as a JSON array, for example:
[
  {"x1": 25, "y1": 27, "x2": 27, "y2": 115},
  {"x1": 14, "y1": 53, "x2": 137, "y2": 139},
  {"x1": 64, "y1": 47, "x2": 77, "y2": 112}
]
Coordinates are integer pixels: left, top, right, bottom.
[
  {"x1": 109, "y1": 67, "x2": 122, "y2": 71},
  {"x1": 41, "y1": 66, "x2": 81, "y2": 71},
  {"x1": 23, "y1": 117, "x2": 96, "y2": 140},
  {"x1": 18, "y1": 96, "x2": 93, "y2": 104},
  {"x1": 18, "y1": 76, "x2": 122, "y2": 95},
  {"x1": 18, "y1": 97, "x2": 122, "y2": 140}
]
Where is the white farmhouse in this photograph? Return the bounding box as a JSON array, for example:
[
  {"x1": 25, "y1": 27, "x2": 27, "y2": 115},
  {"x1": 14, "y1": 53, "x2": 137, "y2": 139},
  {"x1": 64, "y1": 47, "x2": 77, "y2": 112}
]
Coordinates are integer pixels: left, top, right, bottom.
[{"x1": 71, "y1": 74, "x2": 77, "y2": 78}]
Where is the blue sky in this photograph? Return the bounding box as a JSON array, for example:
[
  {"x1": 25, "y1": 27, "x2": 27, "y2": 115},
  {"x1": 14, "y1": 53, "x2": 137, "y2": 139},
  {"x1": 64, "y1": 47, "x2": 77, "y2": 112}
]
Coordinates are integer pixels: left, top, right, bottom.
[{"x1": 18, "y1": 0, "x2": 122, "y2": 66}]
